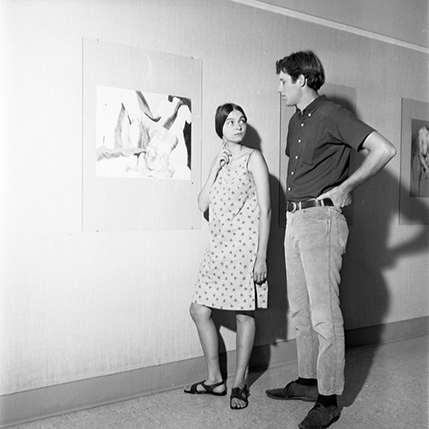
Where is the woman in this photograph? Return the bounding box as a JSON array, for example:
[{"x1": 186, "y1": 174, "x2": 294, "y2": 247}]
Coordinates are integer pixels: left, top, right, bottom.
[{"x1": 184, "y1": 103, "x2": 271, "y2": 410}]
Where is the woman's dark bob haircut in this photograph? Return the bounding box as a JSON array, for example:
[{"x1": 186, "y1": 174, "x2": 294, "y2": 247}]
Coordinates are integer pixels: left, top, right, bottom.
[
  {"x1": 215, "y1": 103, "x2": 247, "y2": 139},
  {"x1": 276, "y1": 50, "x2": 325, "y2": 91}
]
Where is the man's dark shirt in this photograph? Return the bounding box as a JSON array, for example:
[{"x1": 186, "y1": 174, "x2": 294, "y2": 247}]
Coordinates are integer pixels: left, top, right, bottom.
[{"x1": 285, "y1": 95, "x2": 375, "y2": 202}]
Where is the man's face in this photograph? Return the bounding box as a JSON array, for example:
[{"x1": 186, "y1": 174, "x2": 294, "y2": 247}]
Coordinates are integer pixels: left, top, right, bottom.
[{"x1": 278, "y1": 71, "x2": 301, "y2": 107}]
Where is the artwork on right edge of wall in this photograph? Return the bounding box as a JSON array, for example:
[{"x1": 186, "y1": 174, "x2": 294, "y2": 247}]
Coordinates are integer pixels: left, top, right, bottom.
[{"x1": 399, "y1": 98, "x2": 429, "y2": 225}]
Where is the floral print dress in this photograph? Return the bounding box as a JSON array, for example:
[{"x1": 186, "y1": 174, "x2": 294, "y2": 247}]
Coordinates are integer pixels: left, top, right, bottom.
[{"x1": 193, "y1": 151, "x2": 268, "y2": 310}]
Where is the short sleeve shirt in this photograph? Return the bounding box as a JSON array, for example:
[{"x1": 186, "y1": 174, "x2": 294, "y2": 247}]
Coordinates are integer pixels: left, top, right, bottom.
[{"x1": 285, "y1": 95, "x2": 375, "y2": 202}]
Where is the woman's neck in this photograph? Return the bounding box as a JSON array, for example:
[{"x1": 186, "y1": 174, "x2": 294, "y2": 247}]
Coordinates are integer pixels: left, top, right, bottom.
[{"x1": 224, "y1": 141, "x2": 243, "y2": 157}]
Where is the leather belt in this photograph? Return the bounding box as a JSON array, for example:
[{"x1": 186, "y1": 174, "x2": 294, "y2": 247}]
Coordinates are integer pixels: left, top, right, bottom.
[{"x1": 287, "y1": 198, "x2": 334, "y2": 213}]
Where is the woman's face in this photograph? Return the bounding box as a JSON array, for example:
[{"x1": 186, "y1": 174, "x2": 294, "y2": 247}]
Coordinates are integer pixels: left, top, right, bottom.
[{"x1": 222, "y1": 110, "x2": 247, "y2": 144}]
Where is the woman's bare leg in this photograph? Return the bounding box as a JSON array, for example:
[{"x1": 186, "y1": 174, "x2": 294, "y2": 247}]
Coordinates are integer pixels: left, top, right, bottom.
[
  {"x1": 184, "y1": 303, "x2": 225, "y2": 394},
  {"x1": 231, "y1": 311, "x2": 255, "y2": 408}
]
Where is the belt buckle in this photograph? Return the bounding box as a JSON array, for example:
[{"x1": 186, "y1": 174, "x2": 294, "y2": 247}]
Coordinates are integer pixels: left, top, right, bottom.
[{"x1": 288, "y1": 201, "x2": 299, "y2": 213}]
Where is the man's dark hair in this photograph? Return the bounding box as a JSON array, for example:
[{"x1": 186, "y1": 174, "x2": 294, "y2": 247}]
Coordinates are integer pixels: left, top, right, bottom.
[
  {"x1": 215, "y1": 103, "x2": 247, "y2": 139},
  {"x1": 276, "y1": 50, "x2": 325, "y2": 91}
]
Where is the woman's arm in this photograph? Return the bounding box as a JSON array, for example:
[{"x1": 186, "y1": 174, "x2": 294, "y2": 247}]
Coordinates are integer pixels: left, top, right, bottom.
[
  {"x1": 197, "y1": 145, "x2": 231, "y2": 212},
  {"x1": 248, "y1": 150, "x2": 271, "y2": 284}
]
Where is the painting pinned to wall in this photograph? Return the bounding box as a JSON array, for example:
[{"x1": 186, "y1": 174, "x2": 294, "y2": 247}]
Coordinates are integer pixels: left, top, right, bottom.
[
  {"x1": 400, "y1": 98, "x2": 429, "y2": 225},
  {"x1": 278, "y1": 83, "x2": 356, "y2": 227},
  {"x1": 82, "y1": 38, "x2": 202, "y2": 231},
  {"x1": 96, "y1": 86, "x2": 192, "y2": 180},
  {"x1": 409, "y1": 120, "x2": 429, "y2": 198}
]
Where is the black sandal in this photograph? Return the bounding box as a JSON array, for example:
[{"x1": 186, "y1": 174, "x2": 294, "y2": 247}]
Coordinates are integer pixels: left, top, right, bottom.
[
  {"x1": 230, "y1": 384, "x2": 249, "y2": 409},
  {"x1": 184, "y1": 380, "x2": 227, "y2": 396}
]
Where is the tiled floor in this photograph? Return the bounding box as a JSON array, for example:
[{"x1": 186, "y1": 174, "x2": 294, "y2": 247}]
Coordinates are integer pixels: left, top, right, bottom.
[{"x1": 10, "y1": 336, "x2": 428, "y2": 429}]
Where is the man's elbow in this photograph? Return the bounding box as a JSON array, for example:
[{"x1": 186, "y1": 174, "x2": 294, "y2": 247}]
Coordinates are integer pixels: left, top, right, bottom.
[
  {"x1": 367, "y1": 131, "x2": 397, "y2": 162},
  {"x1": 384, "y1": 142, "x2": 397, "y2": 163},
  {"x1": 376, "y1": 133, "x2": 397, "y2": 164}
]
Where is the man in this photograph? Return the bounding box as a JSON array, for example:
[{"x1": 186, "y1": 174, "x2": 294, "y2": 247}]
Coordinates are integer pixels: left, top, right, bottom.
[{"x1": 266, "y1": 51, "x2": 396, "y2": 429}]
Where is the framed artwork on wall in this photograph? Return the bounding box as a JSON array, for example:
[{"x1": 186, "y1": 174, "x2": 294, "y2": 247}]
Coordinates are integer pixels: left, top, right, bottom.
[
  {"x1": 96, "y1": 86, "x2": 192, "y2": 181},
  {"x1": 399, "y1": 98, "x2": 429, "y2": 225},
  {"x1": 82, "y1": 38, "x2": 202, "y2": 231}
]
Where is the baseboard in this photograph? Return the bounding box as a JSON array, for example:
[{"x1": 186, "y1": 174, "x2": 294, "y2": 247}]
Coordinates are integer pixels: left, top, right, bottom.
[
  {"x1": 1, "y1": 316, "x2": 427, "y2": 428},
  {"x1": 345, "y1": 315, "x2": 428, "y2": 349}
]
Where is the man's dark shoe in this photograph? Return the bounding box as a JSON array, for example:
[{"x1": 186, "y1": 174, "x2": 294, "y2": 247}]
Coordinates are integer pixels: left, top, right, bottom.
[
  {"x1": 265, "y1": 380, "x2": 318, "y2": 402},
  {"x1": 298, "y1": 403, "x2": 341, "y2": 429}
]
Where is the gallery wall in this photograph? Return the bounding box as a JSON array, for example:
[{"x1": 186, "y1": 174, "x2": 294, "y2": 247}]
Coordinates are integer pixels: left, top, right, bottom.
[
  {"x1": 1, "y1": 0, "x2": 428, "y2": 398},
  {"x1": 258, "y1": 0, "x2": 428, "y2": 48}
]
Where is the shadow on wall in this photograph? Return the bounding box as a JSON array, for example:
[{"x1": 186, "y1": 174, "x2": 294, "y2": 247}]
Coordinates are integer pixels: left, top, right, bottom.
[
  {"x1": 210, "y1": 124, "x2": 288, "y2": 386},
  {"x1": 341, "y1": 160, "x2": 429, "y2": 408},
  {"x1": 202, "y1": 122, "x2": 429, "y2": 401}
]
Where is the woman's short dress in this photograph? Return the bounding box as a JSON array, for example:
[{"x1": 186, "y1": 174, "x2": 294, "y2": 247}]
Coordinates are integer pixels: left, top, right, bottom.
[{"x1": 193, "y1": 150, "x2": 268, "y2": 311}]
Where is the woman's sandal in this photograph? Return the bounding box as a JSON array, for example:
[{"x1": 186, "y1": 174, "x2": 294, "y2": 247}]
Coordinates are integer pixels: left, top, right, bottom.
[
  {"x1": 184, "y1": 380, "x2": 227, "y2": 396},
  {"x1": 230, "y1": 384, "x2": 250, "y2": 410}
]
